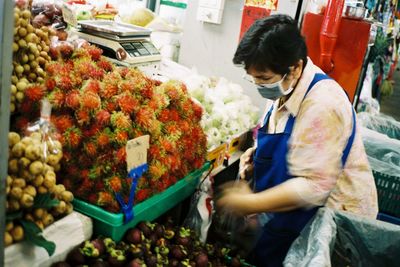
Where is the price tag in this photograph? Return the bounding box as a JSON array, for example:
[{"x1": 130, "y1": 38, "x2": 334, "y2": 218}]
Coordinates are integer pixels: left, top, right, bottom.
[{"x1": 126, "y1": 135, "x2": 150, "y2": 171}]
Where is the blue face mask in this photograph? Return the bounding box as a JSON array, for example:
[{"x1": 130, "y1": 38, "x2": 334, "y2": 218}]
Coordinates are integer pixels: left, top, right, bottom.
[{"x1": 257, "y1": 74, "x2": 294, "y2": 101}]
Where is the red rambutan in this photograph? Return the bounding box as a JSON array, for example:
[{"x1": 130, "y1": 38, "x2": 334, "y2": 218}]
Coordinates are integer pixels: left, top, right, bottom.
[
  {"x1": 24, "y1": 85, "x2": 44, "y2": 101},
  {"x1": 65, "y1": 90, "x2": 81, "y2": 109},
  {"x1": 192, "y1": 103, "x2": 203, "y2": 121},
  {"x1": 108, "y1": 176, "x2": 122, "y2": 192},
  {"x1": 96, "y1": 58, "x2": 113, "y2": 72},
  {"x1": 114, "y1": 130, "x2": 129, "y2": 145},
  {"x1": 84, "y1": 141, "x2": 97, "y2": 157},
  {"x1": 148, "y1": 160, "x2": 167, "y2": 180},
  {"x1": 168, "y1": 109, "x2": 180, "y2": 122},
  {"x1": 86, "y1": 45, "x2": 103, "y2": 61},
  {"x1": 64, "y1": 127, "x2": 82, "y2": 148},
  {"x1": 95, "y1": 109, "x2": 111, "y2": 126},
  {"x1": 115, "y1": 147, "x2": 126, "y2": 162},
  {"x1": 97, "y1": 131, "x2": 111, "y2": 148},
  {"x1": 59, "y1": 43, "x2": 74, "y2": 59},
  {"x1": 111, "y1": 111, "x2": 132, "y2": 129},
  {"x1": 135, "y1": 188, "x2": 151, "y2": 203},
  {"x1": 117, "y1": 93, "x2": 139, "y2": 115},
  {"x1": 97, "y1": 191, "x2": 113, "y2": 206},
  {"x1": 100, "y1": 83, "x2": 119, "y2": 99},
  {"x1": 52, "y1": 115, "x2": 74, "y2": 132},
  {"x1": 83, "y1": 80, "x2": 101, "y2": 94},
  {"x1": 45, "y1": 78, "x2": 56, "y2": 91},
  {"x1": 158, "y1": 110, "x2": 170, "y2": 123},
  {"x1": 89, "y1": 68, "x2": 105, "y2": 80},
  {"x1": 135, "y1": 108, "x2": 155, "y2": 129},
  {"x1": 57, "y1": 76, "x2": 73, "y2": 91},
  {"x1": 76, "y1": 109, "x2": 91, "y2": 125},
  {"x1": 15, "y1": 117, "x2": 29, "y2": 132},
  {"x1": 81, "y1": 91, "x2": 101, "y2": 110},
  {"x1": 48, "y1": 90, "x2": 65, "y2": 109},
  {"x1": 19, "y1": 100, "x2": 35, "y2": 114}
]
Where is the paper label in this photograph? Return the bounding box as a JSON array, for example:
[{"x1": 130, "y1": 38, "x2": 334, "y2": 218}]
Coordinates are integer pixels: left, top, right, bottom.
[{"x1": 126, "y1": 135, "x2": 150, "y2": 171}]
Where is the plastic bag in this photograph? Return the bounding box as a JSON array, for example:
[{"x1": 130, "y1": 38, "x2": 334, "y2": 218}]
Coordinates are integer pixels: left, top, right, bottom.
[
  {"x1": 361, "y1": 126, "x2": 400, "y2": 174},
  {"x1": 183, "y1": 168, "x2": 214, "y2": 243},
  {"x1": 358, "y1": 112, "x2": 400, "y2": 140},
  {"x1": 284, "y1": 208, "x2": 400, "y2": 267},
  {"x1": 212, "y1": 173, "x2": 262, "y2": 257},
  {"x1": 25, "y1": 99, "x2": 62, "y2": 162}
]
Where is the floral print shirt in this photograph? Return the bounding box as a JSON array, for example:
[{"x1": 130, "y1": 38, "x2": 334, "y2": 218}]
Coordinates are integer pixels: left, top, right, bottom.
[{"x1": 261, "y1": 58, "x2": 378, "y2": 218}]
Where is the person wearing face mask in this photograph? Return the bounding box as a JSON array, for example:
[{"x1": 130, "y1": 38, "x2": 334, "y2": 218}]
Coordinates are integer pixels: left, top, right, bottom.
[{"x1": 216, "y1": 15, "x2": 378, "y2": 267}]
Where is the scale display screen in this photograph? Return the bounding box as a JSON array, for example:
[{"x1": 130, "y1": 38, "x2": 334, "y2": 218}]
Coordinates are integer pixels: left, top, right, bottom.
[{"x1": 121, "y1": 41, "x2": 160, "y2": 57}]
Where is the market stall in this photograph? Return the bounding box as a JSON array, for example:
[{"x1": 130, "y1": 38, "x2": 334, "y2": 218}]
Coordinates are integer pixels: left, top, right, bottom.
[{"x1": 1, "y1": 0, "x2": 400, "y2": 266}]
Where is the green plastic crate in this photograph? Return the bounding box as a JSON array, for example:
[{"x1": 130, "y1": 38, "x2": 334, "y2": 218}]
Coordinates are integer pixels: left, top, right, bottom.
[
  {"x1": 73, "y1": 163, "x2": 210, "y2": 241},
  {"x1": 373, "y1": 170, "x2": 400, "y2": 217}
]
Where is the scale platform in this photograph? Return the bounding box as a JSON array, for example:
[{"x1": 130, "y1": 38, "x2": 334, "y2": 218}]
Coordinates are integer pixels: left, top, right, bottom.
[{"x1": 75, "y1": 20, "x2": 162, "y2": 66}]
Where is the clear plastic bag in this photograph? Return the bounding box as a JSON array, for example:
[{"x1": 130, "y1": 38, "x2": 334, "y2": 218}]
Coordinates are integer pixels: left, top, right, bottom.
[
  {"x1": 183, "y1": 168, "x2": 214, "y2": 243},
  {"x1": 284, "y1": 208, "x2": 400, "y2": 267},
  {"x1": 212, "y1": 173, "x2": 262, "y2": 257},
  {"x1": 361, "y1": 126, "x2": 400, "y2": 176},
  {"x1": 25, "y1": 99, "x2": 62, "y2": 162},
  {"x1": 358, "y1": 112, "x2": 400, "y2": 140}
]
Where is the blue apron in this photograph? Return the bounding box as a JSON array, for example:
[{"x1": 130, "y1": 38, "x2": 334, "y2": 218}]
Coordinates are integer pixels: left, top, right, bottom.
[{"x1": 252, "y1": 73, "x2": 356, "y2": 267}]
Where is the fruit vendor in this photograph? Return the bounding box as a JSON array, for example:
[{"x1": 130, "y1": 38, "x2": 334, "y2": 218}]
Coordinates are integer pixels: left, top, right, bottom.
[{"x1": 217, "y1": 15, "x2": 378, "y2": 267}]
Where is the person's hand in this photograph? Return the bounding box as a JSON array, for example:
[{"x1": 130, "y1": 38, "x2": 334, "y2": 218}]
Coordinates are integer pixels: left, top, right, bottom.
[
  {"x1": 216, "y1": 180, "x2": 254, "y2": 215},
  {"x1": 239, "y1": 147, "x2": 255, "y2": 179}
]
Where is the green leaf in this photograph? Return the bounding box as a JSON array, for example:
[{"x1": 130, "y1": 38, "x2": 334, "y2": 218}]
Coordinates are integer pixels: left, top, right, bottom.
[
  {"x1": 33, "y1": 193, "x2": 60, "y2": 209},
  {"x1": 20, "y1": 220, "x2": 56, "y2": 256},
  {"x1": 6, "y1": 211, "x2": 23, "y2": 222}
]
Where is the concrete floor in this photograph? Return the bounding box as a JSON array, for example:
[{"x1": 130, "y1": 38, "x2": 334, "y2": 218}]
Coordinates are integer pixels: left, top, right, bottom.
[{"x1": 380, "y1": 71, "x2": 400, "y2": 121}]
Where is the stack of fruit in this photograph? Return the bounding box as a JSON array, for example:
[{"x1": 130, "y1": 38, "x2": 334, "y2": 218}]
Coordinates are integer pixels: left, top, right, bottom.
[
  {"x1": 11, "y1": 4, "x2": 52, "y2": 113},
  {"x1": 52, "y1": 221, "x2": 247, "y2": 267},
  {"x1": 15, "y1": 44, "x2": 207, "y2": 212},
  {"x1": 5, "y1": 132, "x2": 74, "y2": 247}
]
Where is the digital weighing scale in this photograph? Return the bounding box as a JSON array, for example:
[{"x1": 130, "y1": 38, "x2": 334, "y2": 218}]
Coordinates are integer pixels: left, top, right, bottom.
[{"x1": 73, "y1": 20, "x2": 162, "y2": 74}]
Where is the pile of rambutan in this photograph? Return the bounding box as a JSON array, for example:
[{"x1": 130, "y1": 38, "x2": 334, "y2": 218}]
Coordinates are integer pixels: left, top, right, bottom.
[{"x1": 15, "y1": 44, "x2": 207, "y2": 212}]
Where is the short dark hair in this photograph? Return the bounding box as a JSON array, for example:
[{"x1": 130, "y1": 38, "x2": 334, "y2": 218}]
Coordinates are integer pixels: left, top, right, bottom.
[{"x1": 233, "y1": 14, "x2": 308, "y2": 75}]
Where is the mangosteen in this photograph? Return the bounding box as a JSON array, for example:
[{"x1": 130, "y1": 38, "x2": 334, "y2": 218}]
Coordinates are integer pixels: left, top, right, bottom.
[
  {"x1": 205, "y1": 243, "x2": 215, "y2": 256},
  {"x1": 125, "y1": 228, "x2": 143, "y2": 244},
  {"x1": 51, "y1": 262, "x2": 71, "y2": 267},
  {"x1": 126, "y1": 258, "x2": 145, "y2": 267},
  {"x1": 145, "y1": 254, "x2": 158, "y2": 267},
  {"x1": 89, "y1": 259, "x2": 110, "y2": 267},
  {"x1": 154, "y1": 224, "x2": 165, "y2": 238},
  {"x1": 137, "y1": 221, "x2": 153, "y2": 238},
  {"x1": 176, "y1": 227, "x2": 191, "y2": 247},
  {"x1": 195, "y1": 252, "x2": 209, "y2": 267},
  {"x1": 103, "y1": 238, "x2": 116, "y2": 253},
  {"x1": 170, "y1": 245, "x2": 187, "y2": 261},
  {"x1": 147, "y1": 233, "x2": 158, "y2": 246},
  {"x1": 169, "y1": 258, "x2": 180, "y2": 267},
  {"x1": 91, "y1": 237, "x2": 106, "y2": 255},
  {"x1": 116, "y1": 241, "x2": 129, "y2": 252},
  {"x1": 156, "y1": 237, "x2": 169, "y2": 248},
  {"x1": 66, "y1": 247, "x2": 86, "y2": 265},
  {"x1": 127, "y1": 244, "x2": 144, "y2": 259},
  {"x1": 81, "y1": 241, "x2": 100, "y2": 258},
  {"x1": 107, "y1": 249, "x2": 126, "y2": 267},
  {"x1": 164, "y1": 229, "x2": 175, "y2": 240},
  {"x1": 230, "y1": 257, "x2": 241, "y2": 267}
]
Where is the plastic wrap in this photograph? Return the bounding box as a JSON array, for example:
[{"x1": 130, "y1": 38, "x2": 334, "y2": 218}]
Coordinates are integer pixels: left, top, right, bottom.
[
  {"x1": 284, "y1": 208, "x2": 400, "y2": 267},
  {"x1": 358, "y1": 112, "x2": 400, "y2": 140},
  {"x1": 360, "y1": 126, "x2": 400, "y2": 174},
  {"x1": 183, "y1": 169, "x2": 213, "y2": 243}
]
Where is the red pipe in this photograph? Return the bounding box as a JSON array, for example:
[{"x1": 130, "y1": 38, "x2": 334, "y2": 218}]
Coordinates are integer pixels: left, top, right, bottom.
[{"x1": 319, "y1": 0, "x2": 345, "y2": 73}]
